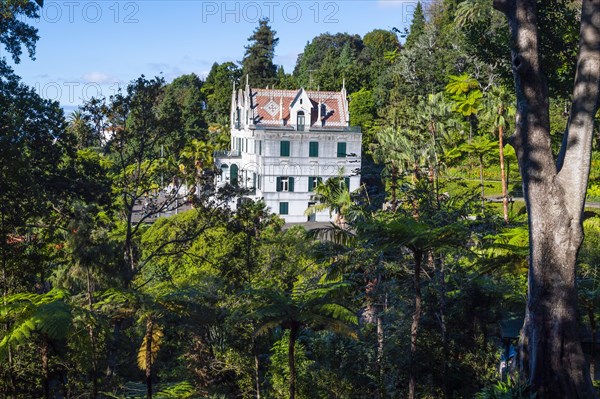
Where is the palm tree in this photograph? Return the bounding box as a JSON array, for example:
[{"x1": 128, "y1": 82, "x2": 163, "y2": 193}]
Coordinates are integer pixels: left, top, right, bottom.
[
  {"x1": 249, "y1": 281, "x2": 358, "y2": 399},
  {"x1": 482, "y1": 86, "x2": 516, "y2": 223},
  {"x1": 180, "y1": 138, "x2": 215, "y2": 195},
  {"x1": 460, "y1": 136, "x2": 497, "y2": 213},
  {"x1": 445, "y1": 73, "x2": 484, "y2": 143},
  {"x1": 412, "y1": 93, "x2": 461, "y2": 205},
  {"x1": 370, "y1": 128, "x2": 427, "y2": 210},
  {"x1": 305, "y1": 170, "x2": 354, "y2": 225},
  {"x1": 68, "y1": 109, "x2": 97, "y2": 149}
]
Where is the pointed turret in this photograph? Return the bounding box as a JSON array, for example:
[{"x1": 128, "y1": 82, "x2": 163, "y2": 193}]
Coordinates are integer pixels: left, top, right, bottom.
[{"x1": 341, "y1": 79, "x2": 350, "y2": 127}]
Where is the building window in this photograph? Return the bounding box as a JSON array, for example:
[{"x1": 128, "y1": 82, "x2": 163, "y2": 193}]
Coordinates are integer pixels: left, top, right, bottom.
[
  {"x1": 279, "y1": 202, "x2": 289, "y2": 215},
  {"x1": 297, "y1": 111, "x2": 305, "y2": 131},
  {"x1": 280, "y1": 140, "x2": 290, "y2": 157},
  {"x1": 236, "y1": 109, "x2": 241, "y2": 129},
  {"x1": 256, "y1": 140, "x2": 262, "y2": 155},
  {"x1": 308, "y1": 176, "x2": 322, "y2": 192},
  {"x1": 276, "y1": 176, "x2": 295, "y2": 192},
  {"x1": 337, "y1": 142, "x2": 347, "y2": 158},
  {"x1": 309, "y1": 141, "x2": 318, "y2": 157},
  {"x1": 220, "y1": 164, "x2": 229, "y2": 181},
  {"x1": 230, "y1": 164, "x2": 239, "y2": 185},
  {"x1": 344, "y1": 177, "x2": 350, "y2": 191}
]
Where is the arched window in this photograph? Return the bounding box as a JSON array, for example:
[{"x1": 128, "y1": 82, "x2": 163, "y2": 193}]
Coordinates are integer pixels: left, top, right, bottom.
[
  {"x1": 220, "y1": 164, "x2": 229, "y2": 181},
  {"x1": 297, "y1": 111, "x2": 305, "y2": 131}
]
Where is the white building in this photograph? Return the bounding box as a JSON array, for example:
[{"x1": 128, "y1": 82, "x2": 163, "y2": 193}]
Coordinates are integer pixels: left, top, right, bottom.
[{"x1": 214, "y1": 79, "x2": 362, "y2": 223}]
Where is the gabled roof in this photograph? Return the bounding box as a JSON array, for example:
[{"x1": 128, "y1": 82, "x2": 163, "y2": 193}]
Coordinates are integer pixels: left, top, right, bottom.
[{"x1": 249, "y1": 88, "x2": 348, "y2": 129}]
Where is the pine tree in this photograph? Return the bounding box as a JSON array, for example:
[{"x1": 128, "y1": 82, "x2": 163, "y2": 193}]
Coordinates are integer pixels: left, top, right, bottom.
[
  {"x1": 242, "y1": 18, "x2": 279, "y2": 88},
  {"x1": 404, "y1": 2, "x2": 426, "y2": 49}
]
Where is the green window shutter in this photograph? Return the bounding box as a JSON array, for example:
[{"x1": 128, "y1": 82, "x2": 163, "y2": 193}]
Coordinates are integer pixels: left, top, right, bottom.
[
  {"x1": 309, "y1": 142, "x2": 319, "y2": 157},
  {"x1": 344, "y1": 177, "x2": 350, "y2": 191},
  {"x1": 230, "y1": 164, "x2": 238, "y2": 185},
  {"x1": 289, "y1": 177, "x2": 295, "y2": 192},
  {"x1": 337, "y1": 142, "x2": 347, "y2": 158},
  {"x1": 259, "y1": 140, "x2": 262, "y2": 155},
  {"x1": 308, "y1": 176, "x2": 314, "y2": 192},
  {"x1": 276, "y1": 177, "x2": 282, "y2": 192},
  {"x1": 279, "y1": 202, "x2": 289, "y2": 215},
  {"x1": 317, "y1": 177, "x2": 323, "y2": 185},
  {"x1": 280, "y1": 140, "x2": 290, "y2": 156}
]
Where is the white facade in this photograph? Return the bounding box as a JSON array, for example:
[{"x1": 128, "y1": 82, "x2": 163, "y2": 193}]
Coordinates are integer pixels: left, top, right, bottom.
[{"x1": 215, "y1": 81, "x2": 362, "y2": 223}]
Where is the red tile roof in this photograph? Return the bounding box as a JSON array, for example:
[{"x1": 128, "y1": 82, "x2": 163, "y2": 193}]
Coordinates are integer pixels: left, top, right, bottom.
[{"x1": 249, "y1": 88, "x2": 348, "y2": 128}]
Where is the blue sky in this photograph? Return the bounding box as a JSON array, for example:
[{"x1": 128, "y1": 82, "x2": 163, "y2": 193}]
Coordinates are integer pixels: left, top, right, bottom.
[{"x1": 7, "y1": 1, "x2": 421, "y2": 110}]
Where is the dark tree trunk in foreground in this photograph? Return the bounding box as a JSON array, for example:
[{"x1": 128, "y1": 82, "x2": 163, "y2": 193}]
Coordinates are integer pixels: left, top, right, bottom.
[
  {"x1": 408, "y1": 250, "x2": 423, "y2": 399},
  {"x1": 493, "y1": 0, "x2": 600, "y2": 397},
  {"x1": 498, "y1": 124, "x2": 510, "y2": 223},
  {"x1": 288, "y1": 324, "x2": 299, "y2": 399},
  {"x1": 145, "y1": 317, "x2": 154, "y2": 399},
  {"x1": 253, "y1": 338, "x2": 261, "y2": 399},
  {"x1": 41, "y1": 338, "x2": 50, "y2": 399}
]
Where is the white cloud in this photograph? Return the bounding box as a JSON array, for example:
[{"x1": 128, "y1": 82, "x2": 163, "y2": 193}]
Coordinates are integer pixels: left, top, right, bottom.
[
  {"x1": 82, "y1": 72, "x2": 118, "y2": 84},
  {"x1": 376, "y1": 0, "x2": 416, "y2": 8}
]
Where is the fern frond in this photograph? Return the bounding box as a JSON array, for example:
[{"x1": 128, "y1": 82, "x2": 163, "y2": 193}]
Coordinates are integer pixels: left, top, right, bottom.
[
  {"x1": 137, "y1": 324, "x2": 164, "y2": 370},
  {"x1": 155, "y1": 381, "x2": 197, "y2": 399}
]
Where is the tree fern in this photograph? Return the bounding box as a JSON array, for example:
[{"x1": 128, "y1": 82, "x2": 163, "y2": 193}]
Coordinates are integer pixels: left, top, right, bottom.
[
  {"x1": 0, "y1": 289, "x2": 72, "y2": 358},
  {"x1": 137, "y1": 323, "x2": 164, "y2": 370}
]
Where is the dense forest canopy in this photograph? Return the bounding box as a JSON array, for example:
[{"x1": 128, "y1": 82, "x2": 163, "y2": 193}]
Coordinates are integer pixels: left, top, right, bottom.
[{"x1": 1, "y1": 1, "x2": 599, "y2": 398}]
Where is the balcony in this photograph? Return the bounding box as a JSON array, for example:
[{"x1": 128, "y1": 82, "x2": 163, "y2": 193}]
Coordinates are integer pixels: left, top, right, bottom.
[{"x1": 214, "y1": 150, "x2": 241, "y2": 158}]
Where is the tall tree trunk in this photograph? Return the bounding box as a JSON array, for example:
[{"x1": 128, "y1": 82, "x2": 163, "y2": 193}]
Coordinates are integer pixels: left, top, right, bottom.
[
  {"x1": 289, "y1": 324, "x2": 299, "y2": 399},
  {"x1": 86, "y1": 268, "x2": 98, "y2": 398},
  {"x1": 41, "y1": 338, "x2": 50, "y2": 399},
  {"x1": 391, "y1": 167, "x2": 398, "y2": 211},
  {"x1": 436, "y1": 257, "x2": 448, "y2": 399},
  {"x1": 376, "y1": 270, "x2": 385, "y2": 398},
  {"x1": 364, "y1": 268, "x2": 385, "y2": 398},
  {"x1": 106, "y1": 321, "x2": 121, "y2": 380},
  {"x1": 409, "y1": 250, "x2": 423, "y2": 399},
  {"x1": 587, "y1": 303, "x2": 596, "y2": 379},
  {"x1": 145, "y1": 317, "x2": 154, "y2": 399},
  {"x1": 1, "y1": 242, "x2": 16, "y2": 398},
  {"x1": 494, "y1": 0, "x2": 600, "y2": 397},
  {"x1": 498, "y1": 124, "x2": 509, "y2": 223},
  {"x1": 479, "y1": 155, "x2": 485, "y2": 213},
  {"x1": 253, "y1": 338, "x2": 261, "y2": 399},
  {"x1": 376, "y1": 311, "x2": 385, "y2": 397}
]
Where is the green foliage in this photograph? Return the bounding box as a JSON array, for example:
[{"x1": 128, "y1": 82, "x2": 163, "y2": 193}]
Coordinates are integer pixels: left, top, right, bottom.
[
  {"x1": 267, "y1": 331, "x2": 313, "y2": 399},
  {"x1": 242, "y1": 18, "x2": 279, "y2": 88},
  {"x1": 0, "y1": 0, "x2": 40, "y2": 64},
  {"x1": 154, "y1": 381, "x2": 197, "y2": 398},
  {"x1": 404, "y1": 1, "x2": 426, "y2": 49},
  {"x1": 349, "y1": 88, "x2": 378, "y2": 144},
  {"x1": 293, "y1": 32, "x2": 369, "y2": 92},
  {"x1": 4, "y1": 3, "x2": 597, "y2": 397},
  {"x1": 305, "y1": 171, "x2": 355, "y2": 224},
  {"x1": 475, "y1": 379, "x2": 536, "y2": 399},
  {"x1": 250, "y1": 280, "x2": 358, "y2": 338},
  {"x1": 0, "y1": 289, "x2": 72, "y2": 357},
  {"x1": 202, "y1": 62, "x2": 241, "y2": 125},
  {"x1": 158, "y1": 73, "x2": 208, "y2": 152},
  {"x1": 446, "y1": 73, "x2": 484, "y2": 118},
  {"x1": 137, "y1": 323, "x2": 164, "y2": 370}
]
